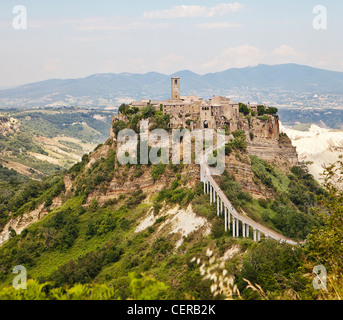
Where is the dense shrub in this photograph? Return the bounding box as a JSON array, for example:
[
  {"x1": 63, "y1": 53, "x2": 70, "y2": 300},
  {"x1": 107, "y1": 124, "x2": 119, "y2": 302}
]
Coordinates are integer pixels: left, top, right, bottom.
[
  {"x1": 50, "y1": 242, "x2": 122, "y2": 286},
  {"x1": 237, "y1": 240, "x2": 304, "y2": 299},
  {"x1": 270, "y1": 204, "x2": 319, "y2": 239},
  {"x1": 225, "y1": 130, "x2": 247, "y2": 155},
  {"x1": 43, "y1": 208, "x2": 79, "y2": 250},
  {"x1": 219, "y1": 171, "x2": 252, "y2": 208},
  {"x1": 151, "y1": 164, "x2": 166, "y2": 182}
]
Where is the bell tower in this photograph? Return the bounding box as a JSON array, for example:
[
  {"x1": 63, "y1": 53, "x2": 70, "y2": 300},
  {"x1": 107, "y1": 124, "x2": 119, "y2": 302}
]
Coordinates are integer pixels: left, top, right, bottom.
[{"x1": 171, "y1": 76, "x2": 180, "y2": 100}]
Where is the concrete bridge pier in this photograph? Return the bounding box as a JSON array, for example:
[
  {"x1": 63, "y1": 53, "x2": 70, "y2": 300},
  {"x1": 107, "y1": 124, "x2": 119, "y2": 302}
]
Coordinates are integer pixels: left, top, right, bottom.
[
  {"x1": 253, "y1": 229, "x2": 261, "y2": 242},
  {"x1": 246, "y1": 224, "x2": 250, "y2": 238},
  {"x1": 224, "y1": 207, "x2": 227, "y2": 232}
]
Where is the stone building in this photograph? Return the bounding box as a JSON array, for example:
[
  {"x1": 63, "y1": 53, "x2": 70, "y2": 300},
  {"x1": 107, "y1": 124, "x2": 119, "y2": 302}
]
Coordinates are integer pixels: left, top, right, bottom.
[{"x1": 131, "y1": 77, "x2": 240, "y2": 130}]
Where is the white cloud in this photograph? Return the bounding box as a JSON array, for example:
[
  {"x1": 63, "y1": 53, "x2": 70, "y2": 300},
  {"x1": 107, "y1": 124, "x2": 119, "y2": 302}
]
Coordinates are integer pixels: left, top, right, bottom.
[
  {"x1": 196, "y1": 22, "x2": 242, "y2": 29},
  {"x1": 143, "y1": 2, "x2": 244, "y2": 19},
  {"x1": 272, "y1": 45, "x2": 300, "y2": 57},
  {"x1": 203, "y1": 44, "x2": 264, "y2": 70},
  {"x1": 272, "y1": 45, "x2": 305, "y2": 65}
]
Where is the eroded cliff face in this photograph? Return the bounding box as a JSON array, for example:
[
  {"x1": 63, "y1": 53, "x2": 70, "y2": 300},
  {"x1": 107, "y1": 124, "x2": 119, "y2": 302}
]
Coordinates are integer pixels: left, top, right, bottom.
[
  {"x1": 0, "y1": 196, "x2": 62, "y2": 246},
  {"x1": 102, "y1": 114, "x2": 297, "y2": 202},
  {"x1": 0, "y1": 114, "x2": 299, "y2": 245},
  {"x1": 224, "y1": 152, "x2": 273, "y2": 200},
  {"x1": 240, "y1": 116, "x2": 298, "y2": 171},
  {"x1": 85, "y1": 163, "x2": 200, "y2": 206}
]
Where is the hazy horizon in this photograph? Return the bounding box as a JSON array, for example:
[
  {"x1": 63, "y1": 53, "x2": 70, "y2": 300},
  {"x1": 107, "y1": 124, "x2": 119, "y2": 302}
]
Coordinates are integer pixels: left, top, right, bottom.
[
  {"x1": 1, "y1": 1, "x2": 342, "y2": 87},
  {"x1": 2, "y1": 62, "x2": 343, "y2": 90}
]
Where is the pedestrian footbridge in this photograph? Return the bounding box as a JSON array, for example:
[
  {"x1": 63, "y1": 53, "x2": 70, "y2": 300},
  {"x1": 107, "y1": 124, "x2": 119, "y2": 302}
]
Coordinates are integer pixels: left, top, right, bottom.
[{"x1": 200, "y1": 166, "x2": 299, "y2": 245}]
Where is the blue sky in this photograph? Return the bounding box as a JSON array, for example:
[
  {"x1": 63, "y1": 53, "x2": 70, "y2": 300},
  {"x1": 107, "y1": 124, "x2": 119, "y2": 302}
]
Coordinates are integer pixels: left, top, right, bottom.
[{"x1": 0, "y1": 0, "x2": 342, "y2": 87}]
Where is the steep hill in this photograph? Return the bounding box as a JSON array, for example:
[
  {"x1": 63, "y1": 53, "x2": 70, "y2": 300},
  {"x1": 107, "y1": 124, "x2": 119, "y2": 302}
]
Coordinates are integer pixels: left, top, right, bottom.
[{"x1": 0, "y1": 110, "x2": 327, "y2": 300}]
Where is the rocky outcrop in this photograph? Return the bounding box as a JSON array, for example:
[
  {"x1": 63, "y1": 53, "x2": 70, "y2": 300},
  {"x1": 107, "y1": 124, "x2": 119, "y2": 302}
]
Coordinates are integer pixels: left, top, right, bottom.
[
  {"x1": 102, "y1": 114, "x2": 297, "y2": 202},
  {"x1": 242, "y1": 116, "x2": 298, "y2": 171},
  {"x1": 0, "y1": 196, "x2": 63, "y2": 246},
  {"x1": 224, "y1": 153, "x2": 273, "y2": 199},
  {"x1": 0, "y1": 204, "x2": 46, "y2": 245},
  {"x1": 135, "y1": 204, "x2": 211, "y2": 249},
  {"x1": 247, "y1": 136, "x2": 298, "y2": 171},
  {"x1": 86, "y1": 144, "x2": 112, "y2": 169},
  {"x1": 86, "y1": 163, "x2": 200, "y2": 206}
]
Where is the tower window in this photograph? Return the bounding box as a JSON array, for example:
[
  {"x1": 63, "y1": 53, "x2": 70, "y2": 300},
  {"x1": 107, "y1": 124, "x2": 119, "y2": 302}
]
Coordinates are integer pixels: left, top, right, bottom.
[{"x1": 175, "y1": 79, "x2": 178, "y2": 85}]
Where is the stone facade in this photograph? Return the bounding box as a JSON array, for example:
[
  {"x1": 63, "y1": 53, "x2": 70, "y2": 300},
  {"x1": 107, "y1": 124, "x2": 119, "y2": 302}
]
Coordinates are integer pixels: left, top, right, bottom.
[{"x1": 131, "y1": 77, "x2": 240, "y2": 130}]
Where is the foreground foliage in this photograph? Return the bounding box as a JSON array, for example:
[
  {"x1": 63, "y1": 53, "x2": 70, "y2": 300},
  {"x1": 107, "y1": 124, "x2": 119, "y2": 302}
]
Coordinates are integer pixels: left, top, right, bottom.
[{"x1": 0, "y1": 139, "x2": 342, "y2": 300}]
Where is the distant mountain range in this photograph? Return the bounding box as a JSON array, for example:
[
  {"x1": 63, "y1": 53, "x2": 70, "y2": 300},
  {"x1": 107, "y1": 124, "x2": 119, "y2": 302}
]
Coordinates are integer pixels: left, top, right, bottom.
[{"x1": 1, "y1": 63, "x2": 343, "y2": 108}]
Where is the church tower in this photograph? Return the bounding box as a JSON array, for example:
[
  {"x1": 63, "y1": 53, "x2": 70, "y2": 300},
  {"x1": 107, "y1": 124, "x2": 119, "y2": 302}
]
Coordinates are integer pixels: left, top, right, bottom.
[{"x1": 171, "y1": 76, "x2": 180, "y2": 100}]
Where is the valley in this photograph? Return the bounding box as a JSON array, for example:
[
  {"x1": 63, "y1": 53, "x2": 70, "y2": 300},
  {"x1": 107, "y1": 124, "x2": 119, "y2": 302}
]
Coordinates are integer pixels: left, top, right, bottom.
[{"x1": 0, "y1": 108, "x2": 114, "y2": 180}]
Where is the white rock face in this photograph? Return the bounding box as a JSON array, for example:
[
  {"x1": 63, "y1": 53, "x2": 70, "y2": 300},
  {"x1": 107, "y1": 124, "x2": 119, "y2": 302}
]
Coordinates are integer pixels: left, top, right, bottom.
[
  {"x1": 280, "y1": 122, "x2": 343, "y2": 182},
  {"x1": 135, "y1": 205, "x2": 211, "y2": 248}
]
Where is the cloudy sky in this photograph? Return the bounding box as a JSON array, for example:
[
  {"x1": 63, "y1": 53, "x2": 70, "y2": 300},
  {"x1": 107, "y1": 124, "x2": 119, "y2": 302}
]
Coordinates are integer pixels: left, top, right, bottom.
[{"x1": 0, "y1": 0, "x2": 342, "y2": 87}]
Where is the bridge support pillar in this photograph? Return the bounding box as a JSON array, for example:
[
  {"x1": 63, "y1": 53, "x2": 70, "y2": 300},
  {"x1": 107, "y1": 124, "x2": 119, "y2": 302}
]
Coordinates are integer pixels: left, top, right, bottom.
[
  {"x1": 257, "y1": 231, "x2": 261, "y2": 242},
  {"x1": 246, "y1": 224, "x2": 249, "y2": 238},
  {"x1": 253, "y1": 229, "x2": 257, "y2": 242},
  {"x1": 210, "y1": 186, "x2": 212, "y2": 204},
  {"x1": 217, "y1": 195, "x2": 219, "y2": 216},
  {"x1": 236, "y1": 219, "x2": 239, "y2": 237},
  {"x1": 232, "y1": 218, "x2": 236, "y2": 237},
  {"x1": 224, "y1": 207, "x2": 227, "y2": 232},
  {"x1": 242, "y1": 223, "x2": 246, "y2": 238},
  {"x1": 228, "y1": 210, "x2": 231, "y2": 230}
]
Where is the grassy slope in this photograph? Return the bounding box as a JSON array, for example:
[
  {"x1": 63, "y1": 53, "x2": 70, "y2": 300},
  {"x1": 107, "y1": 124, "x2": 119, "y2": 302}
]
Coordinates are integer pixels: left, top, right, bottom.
[{"x1": 0, "y1": 139, "x2": 325, "y2": 299}]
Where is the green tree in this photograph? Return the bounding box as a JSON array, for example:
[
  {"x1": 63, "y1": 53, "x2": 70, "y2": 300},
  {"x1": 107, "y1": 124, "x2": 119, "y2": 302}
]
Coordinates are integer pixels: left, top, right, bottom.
[
  {"x1": 239, "y1": 103, "x2": 250, "y2": 116},
  {"x1": 119, "y1": 104, "x2": 130, "y2": 115},
  {"x1": 266, "y1": 107, "x2": 278, "y2": 115},
  {"x1": 128, "y1": 272, "x2": 169, "y2": 300},
  {"x1": 305, "y1": 156, "x2": 343, "y2": 270},
  {"x1": 141, "y1": 104, "x2": 156, "y2": 119}
]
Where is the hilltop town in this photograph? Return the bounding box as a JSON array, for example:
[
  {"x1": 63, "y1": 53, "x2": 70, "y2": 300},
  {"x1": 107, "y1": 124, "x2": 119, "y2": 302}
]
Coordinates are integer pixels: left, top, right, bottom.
[
  {"x1": 111, "y1": 77, "x2": 297, "y2": 172},
  {"x1": 130, "y1": 76, "x2": 269, "y2": 131}
]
